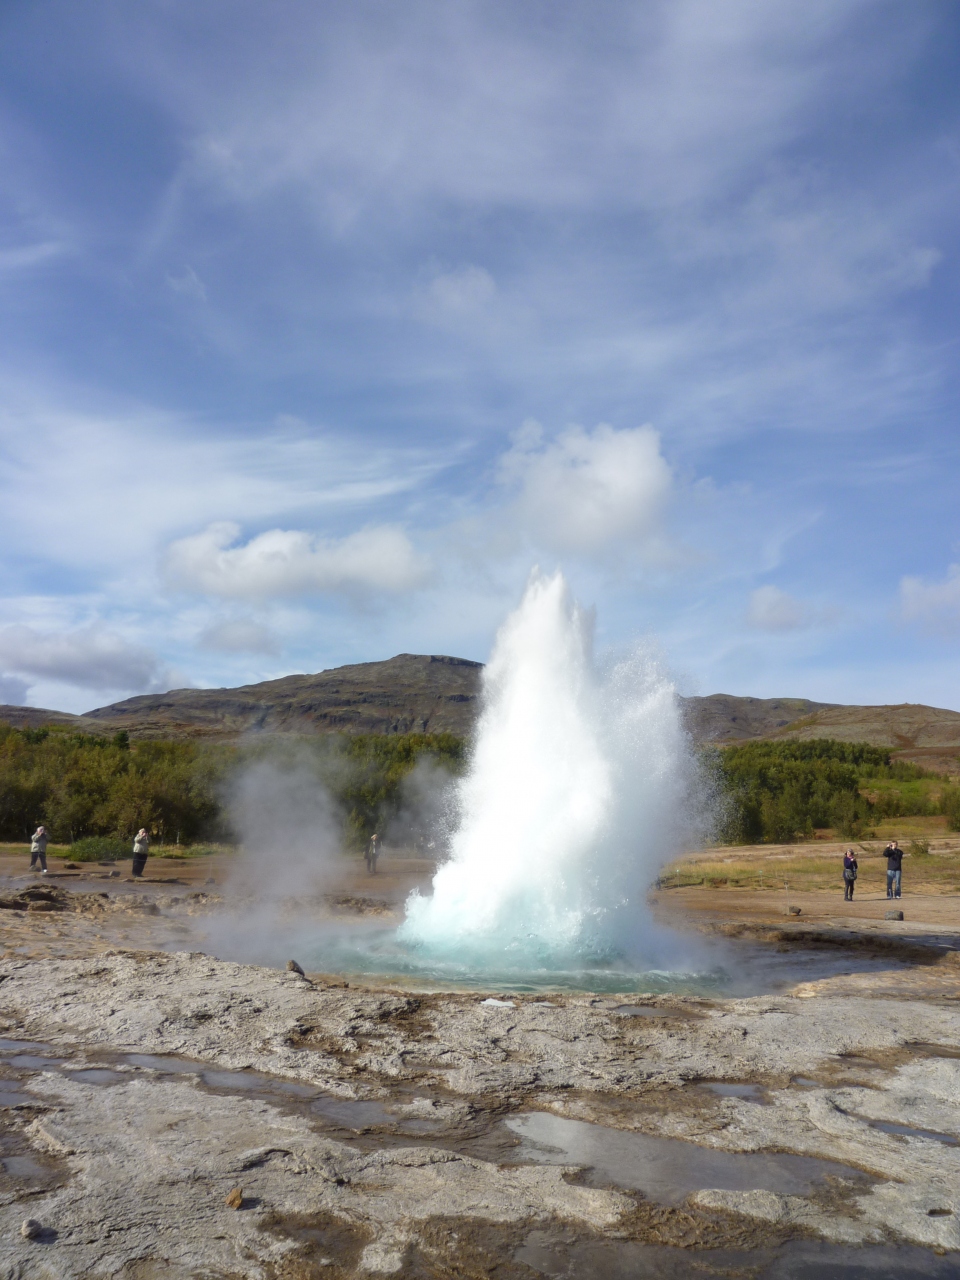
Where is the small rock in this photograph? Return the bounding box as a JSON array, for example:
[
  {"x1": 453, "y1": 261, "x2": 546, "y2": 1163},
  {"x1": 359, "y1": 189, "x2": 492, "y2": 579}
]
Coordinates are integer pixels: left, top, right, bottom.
[
  {"x1": 786, "y1": 906, "x2": 802, "y2": 915},
  {"x1": 225, "y1": 1186, "x2": 244, "y2": 1209},
  {"x1": 286, "y1": 959, "x2": 305, "y2": 976},
  {"x1": 480, "y1": 997, "x2": 515, "y2": 1007},
  {"x1": 205, "y1": 877, "x2": 216, "y2": 885},
  {"x1": 885, "y1": 909, "x2": 904, "y2": 921},
  {"x1": 64, "y1": 862, "x2": 80, "y2": 869},
  {"x1": 21, "y1": 1219, "x2": 42, "y2": 1240}
]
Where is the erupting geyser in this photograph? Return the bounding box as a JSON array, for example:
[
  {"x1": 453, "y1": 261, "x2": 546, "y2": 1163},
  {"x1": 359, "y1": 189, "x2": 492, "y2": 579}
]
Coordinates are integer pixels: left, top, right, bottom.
[{"x1": 400, "y1": 570, "x2": 697, "y2": 967}]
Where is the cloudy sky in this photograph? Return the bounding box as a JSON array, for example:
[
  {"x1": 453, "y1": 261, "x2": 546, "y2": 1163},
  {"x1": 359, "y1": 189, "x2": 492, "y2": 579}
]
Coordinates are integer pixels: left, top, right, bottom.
[{"x1": 1, "y1": 0, "x2": 959, "y2": 713}]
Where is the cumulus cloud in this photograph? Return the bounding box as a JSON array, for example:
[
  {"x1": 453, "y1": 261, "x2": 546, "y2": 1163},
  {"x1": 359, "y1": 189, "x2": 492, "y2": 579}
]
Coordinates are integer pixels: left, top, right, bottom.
[
  {"x1": 747, "y1": 585, "x2": 830, "y2": 632},
  {"x1": 163, "y1": 522, "x2": 429, "y2": 599},
  {"x1": 499, "y1": 422, "x2": 672, "y2": 556},
  {"x1": 197, "y1": 618, "x2": 280, "y2": 655},
  {"x1": 0, "y1": 674, "x2": 29, "y2": 705},
  {"x1": 0, "y1": 626, "x2": 170, "y2": 693},
  {"x1": 900, "y1": 565, "x2": 960, "y2": 634}
]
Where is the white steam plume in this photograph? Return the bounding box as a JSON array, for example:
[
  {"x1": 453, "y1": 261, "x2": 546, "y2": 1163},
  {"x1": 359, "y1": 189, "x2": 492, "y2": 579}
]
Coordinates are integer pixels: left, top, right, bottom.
[
  {"x1": 226, "y1": 755, "x2": 344, "y2": 902},
  {"x1": 400, "y1": 569, "x2": 699, "y2": 964}
]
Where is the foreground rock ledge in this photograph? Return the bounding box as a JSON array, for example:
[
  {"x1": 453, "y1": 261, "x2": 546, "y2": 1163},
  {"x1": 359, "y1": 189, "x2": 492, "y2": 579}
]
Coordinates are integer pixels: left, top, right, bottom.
[{"x1": 0, "y1": 950, "x2": 958, "y2": 1276}]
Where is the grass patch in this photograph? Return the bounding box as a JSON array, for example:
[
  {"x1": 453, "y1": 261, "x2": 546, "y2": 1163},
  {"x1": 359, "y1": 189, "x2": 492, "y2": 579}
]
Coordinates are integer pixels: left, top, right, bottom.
[{"x1": 662, "y1": 841, "x2": 960, "y2": 895}]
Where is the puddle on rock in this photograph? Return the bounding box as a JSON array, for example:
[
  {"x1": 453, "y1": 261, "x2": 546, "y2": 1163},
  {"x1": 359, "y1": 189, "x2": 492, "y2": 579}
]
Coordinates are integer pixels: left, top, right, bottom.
[
  {"x1": 0, "y1": 1039, "x2": 52, "y2": 1053},
  {"x1": 124, "y1": 1053, "x2": 205, "y2": 1073},
  {"x1": 2, "y1": 1154, "x2": 47, "y2": 1178},
  {"x1": 200, "y1": 1068, "x2": 266, "y2": 1091},
  {"x1": 504, "y1": 1113, "x2": 871, "y2": 1206},
  {"x1": 516, "y1": 1233, "x2": 960, "y2": 1279},
  {"x1": 65, "y1": 1069, "x2": 129, "y2": 1085},
  {"x1": 2, "y1": 1042, "x2": 445, "y2": 1137},
  {"x1": 695, "y1": 1080, "x2": 769, "y2": 1104},
  {"x1": 868, "y1": 1119, "x2": 959, "y2": 1146},
  {"x1": 6, "y1": 1054, "x2": 62, "y2": 1070},
  {"x1": 119, "y1": 1052, "x2": 441, "y2": 1133}
]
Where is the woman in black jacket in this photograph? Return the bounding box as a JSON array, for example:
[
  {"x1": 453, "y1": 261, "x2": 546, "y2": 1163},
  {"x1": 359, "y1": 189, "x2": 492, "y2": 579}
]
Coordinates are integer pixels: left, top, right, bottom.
[{"x1": 842, "y1": 849, "x2": 858, "y2": 901}]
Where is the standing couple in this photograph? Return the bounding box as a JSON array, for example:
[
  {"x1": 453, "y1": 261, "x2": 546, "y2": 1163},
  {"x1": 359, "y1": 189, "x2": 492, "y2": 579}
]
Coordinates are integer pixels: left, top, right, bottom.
[
  {"x1": 885, "y1": 841, "x2": 903, "y2": 899},
  {"x1": 841, "y1": 840, "x2": 903, "y2": 901}
]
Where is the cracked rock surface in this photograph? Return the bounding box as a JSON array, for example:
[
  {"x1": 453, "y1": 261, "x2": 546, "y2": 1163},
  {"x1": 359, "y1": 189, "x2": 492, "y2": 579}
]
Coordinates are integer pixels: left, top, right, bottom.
[{"x1": 0, "y1": 946, "x2": 959, "y2": 1275}]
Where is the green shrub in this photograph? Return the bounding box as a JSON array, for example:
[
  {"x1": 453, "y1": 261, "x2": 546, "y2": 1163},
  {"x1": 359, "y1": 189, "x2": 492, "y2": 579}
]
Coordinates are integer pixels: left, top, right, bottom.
[
  {"x1": 940, "y1": 785, "x2": 960, "y2": 832},
  {"x1": 908, "y1": 838, "x2": 931, "y2": 858},
  {"x1": 67, "y1": 836, "x2": 130, "y2": 862}
]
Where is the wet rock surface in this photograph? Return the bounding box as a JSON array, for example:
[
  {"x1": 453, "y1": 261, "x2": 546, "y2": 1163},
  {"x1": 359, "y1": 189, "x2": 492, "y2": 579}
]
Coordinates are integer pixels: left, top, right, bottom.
[{"x1": 0, "y1": 877, "x2": 959, "y2": 1276}]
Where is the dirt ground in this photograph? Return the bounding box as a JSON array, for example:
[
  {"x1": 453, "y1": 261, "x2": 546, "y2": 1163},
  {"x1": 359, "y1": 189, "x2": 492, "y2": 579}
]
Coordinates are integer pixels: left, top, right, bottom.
[
  {"x1": 0, "y1": 848, "x2": 434, "y2": 899},
  {"x1": 654, "y1": 883, "x2": 960, "y2": 930}
]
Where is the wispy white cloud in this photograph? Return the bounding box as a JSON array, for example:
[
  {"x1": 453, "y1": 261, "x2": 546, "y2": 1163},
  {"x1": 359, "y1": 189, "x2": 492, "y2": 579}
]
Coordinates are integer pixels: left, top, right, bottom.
[
  {"x1": 0, "y1": 387, "x2": 445, "y2": 577},
  {"x1": 747, "y1": 586, "x2": 808, "y2": 631},
  {"x1": 165, "y1": 265, "x2": 207, "y2": 300},
  {"x1": 135, "y1": 1, "x2": 891, "y2": 216},
  {"x1": 900, "y1": 565, "x2": 960, "y2": 635},
  {"x1": 0, "y1": 241, "x2": 66, "y2": 271},
  {"x1": 421, "y1": 264, "x2": 495, "y2": 316},
  {"x1": 746, "y1": 585, "x2": 835, "y2": 632},
  {"x1": 163, "y1": 521, "x2": 429, "y2": 599}
]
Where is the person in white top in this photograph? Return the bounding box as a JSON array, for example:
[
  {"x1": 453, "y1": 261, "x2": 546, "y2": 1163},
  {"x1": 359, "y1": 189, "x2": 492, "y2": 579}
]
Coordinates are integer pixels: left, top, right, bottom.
[
  {"x1": 132, "y1": 829, "x2": 150, "y2": 878},
  {"x1": 29, "y1": 826, "x2": 49, "y2": 873}
]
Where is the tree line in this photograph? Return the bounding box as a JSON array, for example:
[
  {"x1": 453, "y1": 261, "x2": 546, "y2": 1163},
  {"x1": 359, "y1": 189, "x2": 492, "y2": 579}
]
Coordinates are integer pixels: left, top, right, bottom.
[
  {"x1": 0, "y1": 723, "x2": 464, "y2": 848},
  {"x1": 713, "y1": 738, "x2": 960, "y2": 843},
  {"x1": 0, "y1": 720, "x2": 956, "y2": 850}
]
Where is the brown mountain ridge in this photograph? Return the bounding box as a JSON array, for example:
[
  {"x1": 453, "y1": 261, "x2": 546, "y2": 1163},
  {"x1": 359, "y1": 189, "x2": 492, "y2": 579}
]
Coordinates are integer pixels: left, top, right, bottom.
[{"x1": 2, "y1": 653, "x2": 959, "y2": 769}]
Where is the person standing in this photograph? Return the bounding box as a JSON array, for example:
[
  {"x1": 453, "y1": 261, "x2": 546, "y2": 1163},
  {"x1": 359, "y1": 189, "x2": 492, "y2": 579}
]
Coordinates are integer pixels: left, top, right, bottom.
[
  {"x1": 132, "y1": 828, "x2": 150, "y2": 878},
  {"x1": 29, "y1": 826, "x2": 49, "y2": 874},
  {"x1": 886, "y1": 840, "x2": 903, "y2": 899},
  {"x1": 365, "y1": 833, "x2": 381, "y2": 875},
  {"x1": 842, "y1": 849, "x2": 858, "y2": 901}
]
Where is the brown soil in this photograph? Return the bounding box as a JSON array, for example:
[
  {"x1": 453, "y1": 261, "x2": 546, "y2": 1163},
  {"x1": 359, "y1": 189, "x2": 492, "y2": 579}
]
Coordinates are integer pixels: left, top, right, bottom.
[{"x1": 653, "y1": 884, "x2": 960, "y2": 931}]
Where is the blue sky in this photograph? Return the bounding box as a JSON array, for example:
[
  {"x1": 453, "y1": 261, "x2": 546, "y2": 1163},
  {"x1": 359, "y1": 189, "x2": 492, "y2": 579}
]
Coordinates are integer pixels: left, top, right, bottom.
[{"x1": 0, "y1": 0, "x2": 958, "y2": 713}]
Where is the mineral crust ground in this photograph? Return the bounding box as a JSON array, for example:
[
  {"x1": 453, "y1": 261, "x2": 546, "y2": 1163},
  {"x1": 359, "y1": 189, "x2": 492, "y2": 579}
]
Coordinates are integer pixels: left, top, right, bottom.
[{"x1": 1, "y1": 850, "x2": 959, "y2": 1278}]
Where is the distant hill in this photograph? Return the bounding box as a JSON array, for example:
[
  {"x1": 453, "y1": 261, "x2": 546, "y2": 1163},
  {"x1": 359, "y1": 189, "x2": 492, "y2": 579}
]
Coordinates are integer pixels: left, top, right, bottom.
[
  {"x1": 682, "y1": 695, "x2": 960, "y2": 771},
  {"x1": 82, "y1": 654, "x2": 483, "y2": 739},
  {"x1": 765, "y1": 702, "x2": 960, "y2": 772},
  {"x1": 2, "y1": 655, "x2": 958, "y2": 770},
  {"x1": 680, "y1": 695, "x2": 838, "y2": 744}
]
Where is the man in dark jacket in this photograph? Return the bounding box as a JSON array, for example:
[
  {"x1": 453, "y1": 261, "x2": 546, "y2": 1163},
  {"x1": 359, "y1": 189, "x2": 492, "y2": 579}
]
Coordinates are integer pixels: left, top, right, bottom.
[{"x1": 886, "y1": 841, "x2": 903, "y2": 899}]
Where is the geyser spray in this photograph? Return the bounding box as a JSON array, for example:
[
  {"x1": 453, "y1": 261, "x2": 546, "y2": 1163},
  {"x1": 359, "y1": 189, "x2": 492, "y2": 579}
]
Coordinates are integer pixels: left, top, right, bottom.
[{"x1": 400, "y1": 570, "x2": 697, "y2": 965}]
